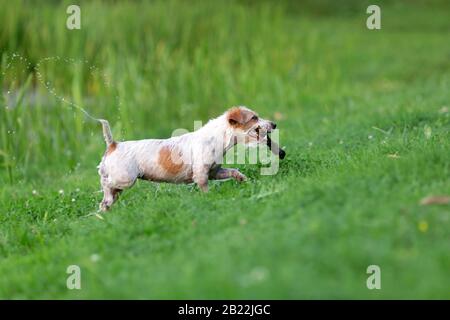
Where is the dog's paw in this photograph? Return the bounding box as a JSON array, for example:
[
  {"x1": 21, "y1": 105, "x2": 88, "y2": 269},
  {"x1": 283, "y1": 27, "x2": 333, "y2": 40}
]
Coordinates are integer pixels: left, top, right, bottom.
[
  {"x1": 99, "y1": 201, "x2": 110, "y2": 212},
  {"x1": 233, "y1": 171, "x2": 247, "y2": 182}
]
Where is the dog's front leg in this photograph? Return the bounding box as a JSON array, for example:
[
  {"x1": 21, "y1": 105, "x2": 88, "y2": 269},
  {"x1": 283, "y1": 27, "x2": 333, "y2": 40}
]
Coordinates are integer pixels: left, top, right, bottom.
[
  {"x1": 212, "y1": 168, "x2": 247, "y2": 182},
  {"x1": 193, "y1": 164, "x2": 210, "y2": 192}
]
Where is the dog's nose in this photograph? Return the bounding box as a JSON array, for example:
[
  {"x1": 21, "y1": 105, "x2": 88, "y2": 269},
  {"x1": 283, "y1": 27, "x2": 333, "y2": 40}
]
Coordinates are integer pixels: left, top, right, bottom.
[{"x1": 271, "y1": 122, "x2": 277, "y2": 129}]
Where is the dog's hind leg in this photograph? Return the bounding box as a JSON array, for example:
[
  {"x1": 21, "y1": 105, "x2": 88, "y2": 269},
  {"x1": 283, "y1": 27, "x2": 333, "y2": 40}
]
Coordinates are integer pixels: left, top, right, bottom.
[
  {"x1": 98, "y1": 158, "x2": 139, "y2": 211},
  {"x1": 99, "y1": 186, "x2": 121, "y2": 211},
  {"x1": 98, "y1": 173, "x2": 125, "y2": 211}
]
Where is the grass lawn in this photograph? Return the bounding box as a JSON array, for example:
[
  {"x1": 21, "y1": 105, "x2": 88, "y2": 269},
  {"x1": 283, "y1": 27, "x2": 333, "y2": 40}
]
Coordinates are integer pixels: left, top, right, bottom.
[{"x1": 0, "y1": 0, "x2": 449, "y2": 298}]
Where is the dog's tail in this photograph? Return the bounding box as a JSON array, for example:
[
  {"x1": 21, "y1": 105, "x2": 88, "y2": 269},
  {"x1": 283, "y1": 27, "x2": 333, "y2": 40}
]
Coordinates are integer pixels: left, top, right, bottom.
[{"x1": 98, "y1": 119, "x2": 114, "y2": 146}]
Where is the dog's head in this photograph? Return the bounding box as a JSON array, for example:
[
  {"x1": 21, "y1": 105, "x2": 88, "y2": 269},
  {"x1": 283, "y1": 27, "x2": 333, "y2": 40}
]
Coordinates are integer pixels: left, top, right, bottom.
[
  {"x1": 226, "y1": 106, "x2": 275, "y2": 145},
  {"x1": 226, "y1": 106, "x2": 285, "y2": 159}
]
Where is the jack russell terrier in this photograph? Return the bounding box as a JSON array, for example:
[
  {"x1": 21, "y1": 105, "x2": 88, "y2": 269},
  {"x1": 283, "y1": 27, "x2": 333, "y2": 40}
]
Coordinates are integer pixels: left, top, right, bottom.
[{"x1": 97, "y1": 106, "x2": 285, "y2": 211}]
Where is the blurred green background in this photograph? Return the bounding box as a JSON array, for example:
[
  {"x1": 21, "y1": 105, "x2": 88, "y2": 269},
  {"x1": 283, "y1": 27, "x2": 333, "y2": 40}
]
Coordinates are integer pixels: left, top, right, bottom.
[{"x1": 0, "y1": 0, "x2": 449, "y2": 298}]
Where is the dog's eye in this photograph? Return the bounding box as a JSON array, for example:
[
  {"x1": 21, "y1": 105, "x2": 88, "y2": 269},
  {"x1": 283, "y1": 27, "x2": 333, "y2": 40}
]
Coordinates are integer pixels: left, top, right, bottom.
[{"x1": 251, "y1": 115, "x2": 258, "y2": 121}]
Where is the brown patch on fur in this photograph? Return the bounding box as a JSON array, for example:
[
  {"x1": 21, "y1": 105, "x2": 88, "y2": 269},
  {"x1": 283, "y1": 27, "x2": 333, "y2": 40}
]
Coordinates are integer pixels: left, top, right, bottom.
[
  {"x1": 106, "y1": 142, "x2": 117, "y2": 155},
  {"x1": 227, "y1": 107, "x2": 257, "y2": 130},
  {"x1": 158, "y1": 146, "x2": 184, "y2": 175}
]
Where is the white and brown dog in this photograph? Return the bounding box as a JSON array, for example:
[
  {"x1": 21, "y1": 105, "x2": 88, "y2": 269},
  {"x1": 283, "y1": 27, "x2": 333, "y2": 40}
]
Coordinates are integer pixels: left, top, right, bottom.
[{"x1": 97, "y1": 106, "x2": 285, "y2": 211}]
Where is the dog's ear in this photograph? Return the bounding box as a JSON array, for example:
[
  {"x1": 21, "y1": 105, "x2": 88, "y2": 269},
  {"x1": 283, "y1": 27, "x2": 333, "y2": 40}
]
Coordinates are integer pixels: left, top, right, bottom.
[{"x1": 227, "y1": 107, "x2": 254, "y2": 126}]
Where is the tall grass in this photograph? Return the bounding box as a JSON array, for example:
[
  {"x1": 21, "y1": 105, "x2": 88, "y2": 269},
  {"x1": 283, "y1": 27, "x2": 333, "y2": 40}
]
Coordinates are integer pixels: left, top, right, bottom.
[{"x1": 0, "y1": 0, "x2": 291, "y2": 183}]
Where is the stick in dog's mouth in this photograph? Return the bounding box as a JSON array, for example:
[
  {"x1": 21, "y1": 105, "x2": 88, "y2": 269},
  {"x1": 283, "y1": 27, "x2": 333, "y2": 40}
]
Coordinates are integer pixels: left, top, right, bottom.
[{"x1": 267, "y1": 134, "x2": 286, "y2": 159}]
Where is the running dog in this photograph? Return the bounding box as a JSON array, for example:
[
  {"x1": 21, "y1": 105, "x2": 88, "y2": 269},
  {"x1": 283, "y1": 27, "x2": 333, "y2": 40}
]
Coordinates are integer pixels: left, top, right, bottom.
[{"x1": 97, "y1": 106, "x2": 285, "y2": 211}]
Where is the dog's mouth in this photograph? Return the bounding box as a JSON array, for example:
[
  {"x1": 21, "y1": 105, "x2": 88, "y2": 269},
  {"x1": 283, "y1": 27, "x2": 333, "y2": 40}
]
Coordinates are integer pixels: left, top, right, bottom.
[
  {"x1": 266, "y1": 134, "x2": 286, "y2": 159},
  {"x1": 254, "y1": 127, "x2": 285, "y2": 160}
]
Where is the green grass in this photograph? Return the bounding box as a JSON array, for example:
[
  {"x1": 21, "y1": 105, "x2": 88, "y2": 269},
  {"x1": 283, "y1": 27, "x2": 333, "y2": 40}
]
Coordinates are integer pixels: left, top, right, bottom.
[{"x1": 0, "y1": 0, "x2": 449, "y2": 298}]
